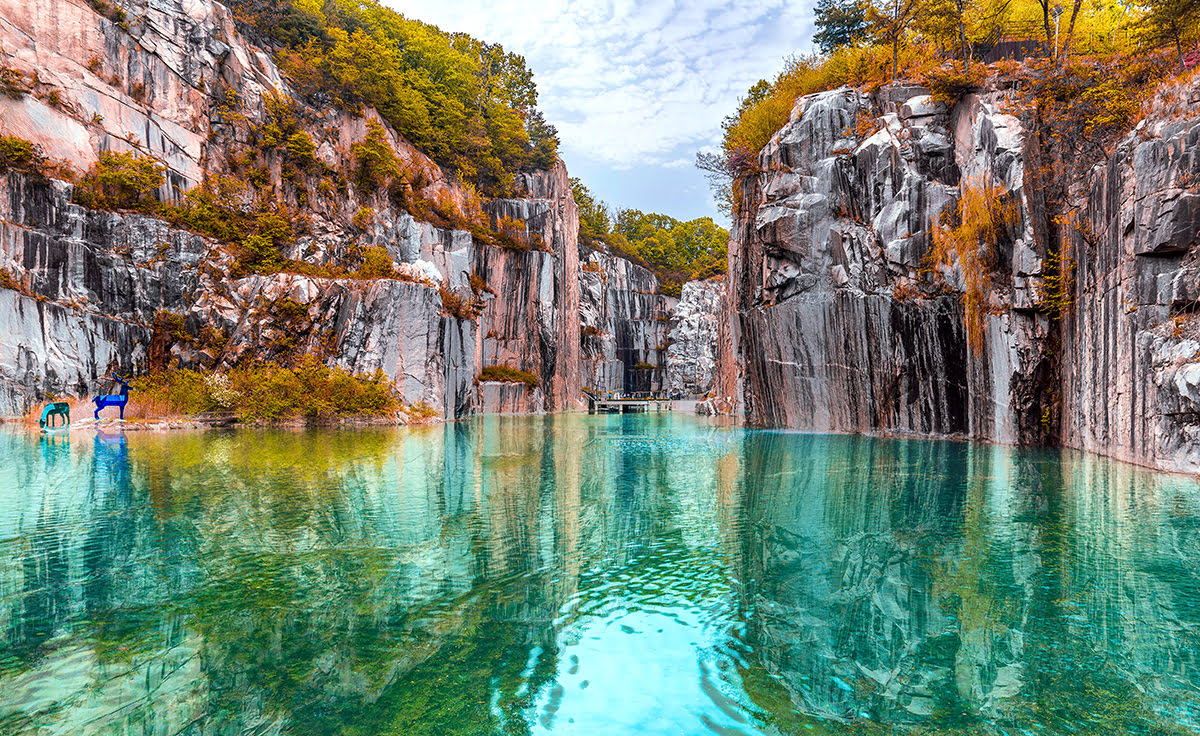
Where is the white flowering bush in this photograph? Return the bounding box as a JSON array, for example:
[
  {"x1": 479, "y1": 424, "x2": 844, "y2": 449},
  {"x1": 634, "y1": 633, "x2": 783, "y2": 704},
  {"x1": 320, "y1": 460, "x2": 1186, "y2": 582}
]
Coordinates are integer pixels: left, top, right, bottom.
[{"x1": 204, "y1": 372, "x2": 242, "y2": 410}]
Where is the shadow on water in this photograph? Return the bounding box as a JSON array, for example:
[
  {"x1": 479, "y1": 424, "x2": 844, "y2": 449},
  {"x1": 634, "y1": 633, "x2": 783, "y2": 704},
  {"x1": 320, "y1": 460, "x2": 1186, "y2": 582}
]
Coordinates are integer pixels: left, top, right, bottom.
[{"x1": 0, "y1": 417, "x2": 1199, "y2": 735}]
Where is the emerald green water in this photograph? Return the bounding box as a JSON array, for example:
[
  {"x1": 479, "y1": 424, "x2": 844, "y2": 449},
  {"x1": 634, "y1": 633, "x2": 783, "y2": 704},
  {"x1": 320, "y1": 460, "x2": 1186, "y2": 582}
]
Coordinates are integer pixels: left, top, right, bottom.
[{"x1": 2, "y1": 414, "x2": 1199, "y2": 735}]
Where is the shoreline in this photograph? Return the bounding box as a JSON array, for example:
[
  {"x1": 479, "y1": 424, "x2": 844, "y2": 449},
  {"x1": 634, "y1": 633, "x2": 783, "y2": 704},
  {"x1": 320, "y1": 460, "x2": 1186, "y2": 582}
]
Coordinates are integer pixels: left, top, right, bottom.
[{"x1": 14, "y1": 411, "x2": 1194, "y2": 479}]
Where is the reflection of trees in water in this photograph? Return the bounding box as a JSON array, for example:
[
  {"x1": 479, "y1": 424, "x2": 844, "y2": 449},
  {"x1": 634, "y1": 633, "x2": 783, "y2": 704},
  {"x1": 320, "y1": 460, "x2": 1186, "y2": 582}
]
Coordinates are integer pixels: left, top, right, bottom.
[
  {"x1": 7, "y1": 420, "x2": 1199, "y2": 735},
  {"x1": 738, "y1": 433, "x2": 1200, "y2": 734},
  {"x1": 0, "y1": 421, "x2": 593, "y2": 734}
]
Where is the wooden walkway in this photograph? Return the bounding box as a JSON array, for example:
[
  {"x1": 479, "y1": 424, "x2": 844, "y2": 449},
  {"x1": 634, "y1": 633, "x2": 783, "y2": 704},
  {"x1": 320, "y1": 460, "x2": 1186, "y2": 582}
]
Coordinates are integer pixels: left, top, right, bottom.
[{"x1": 587, "y1": 395, "x2": 672, "y2": 414}]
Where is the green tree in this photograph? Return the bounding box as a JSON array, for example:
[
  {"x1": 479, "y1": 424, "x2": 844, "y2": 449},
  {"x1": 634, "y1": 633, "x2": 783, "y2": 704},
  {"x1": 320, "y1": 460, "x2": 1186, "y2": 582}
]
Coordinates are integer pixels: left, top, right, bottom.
[
  {"x1": 73, "y1": 151, "x2": 165, "y2": 212},
  {"x1": 229, "y1": 0, "x2": 559, "y2": 195},
  {"x1": 351, "y1": 120, "x2": 401, "y2": 190},
  {"x1": 570, "y1": 178, "x2": 611, "y2": 243},
  {"x1": 813, "y1": 0, "x2": 869, "y2": 53},
  {"x1": 611, "y1": 208, "x2": 728, "y2": 285},
  {"x1": 526, "y1": 110, "x2": 559, "y2": 169}
]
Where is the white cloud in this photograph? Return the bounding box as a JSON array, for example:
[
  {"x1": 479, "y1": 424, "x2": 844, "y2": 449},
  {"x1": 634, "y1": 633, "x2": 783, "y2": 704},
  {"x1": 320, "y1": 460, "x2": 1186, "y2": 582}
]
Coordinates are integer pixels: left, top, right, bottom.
[{"x1": 386, "y1": 0, "x2": 816, "y2": 168}]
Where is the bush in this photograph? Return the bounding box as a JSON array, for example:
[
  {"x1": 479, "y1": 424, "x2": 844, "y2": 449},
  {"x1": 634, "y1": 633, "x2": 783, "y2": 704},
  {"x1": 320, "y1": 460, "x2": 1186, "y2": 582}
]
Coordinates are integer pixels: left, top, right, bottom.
[
  {"x1": 439, "y1": 281, "x2": 486, "y2": 319},
  {"x1": 352, "y1": 205, "x2": 374, "y2": 230},
  {"x1": 130, "y1": 358, "x2": 399, "y2": 423},
  {"x1": 356, "y1": 245, "x2": 396, "y2": 278},
  {"x1": 0, "y1": 62, "x2": 29, "y2": 100},
  {"x1": 87, "y1": 0, "x2": 128, "y2": 26},
  {"x1": 163, "y1": 176, "x2": 250, "y2": 242},
  {"x1": 284, "y1": 131, "x2": 317, "y2": 166},
  {"x1": 1019, "y1": 58, "x2": 1151, "y2": 148},
  {"x1": 0, "y1": 136, "x2": 44, "y2": 174},
  {"x1": 352, "y1": 120, "x2": 401, "y2": 191},
  {"x1": 478, "y1": 364, "x2": 539, "y2": 389},
  {"x1": 402, "y1": 401, "x2": 439, "y2": 420},
  {"x1": 73, "y1": 151, "x2": 165, "y2": 212},
  {"x1": 928, "y1": 178, "x2": 1020, "y2": 351},
  {"x1": 922, "y1": 63, "x2": 985, "y2": 107},
  {"x1": 468, "y1": 272, "x2": 494, "y2": 296}
]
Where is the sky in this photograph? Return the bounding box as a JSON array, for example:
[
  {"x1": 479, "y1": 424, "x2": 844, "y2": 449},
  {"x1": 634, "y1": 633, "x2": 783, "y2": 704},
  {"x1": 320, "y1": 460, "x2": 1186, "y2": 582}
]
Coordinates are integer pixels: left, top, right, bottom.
[{"x1": 386, "y1": 0, "x2": 817, "y2": 223}]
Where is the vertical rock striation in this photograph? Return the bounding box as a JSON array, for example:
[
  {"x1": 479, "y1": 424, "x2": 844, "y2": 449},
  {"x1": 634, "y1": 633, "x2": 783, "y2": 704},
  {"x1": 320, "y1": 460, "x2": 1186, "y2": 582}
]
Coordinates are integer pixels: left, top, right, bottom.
[
  {"x1": 578, "y1": 250, "x2": 675, "y2": 395},
  {"x1": 1061, "y1": 96, "x2": 1200, "y2": 473},
  {"x1": 724, "y1": 80, "x2": 1200, "y2": 474},
  {"x1": 0, "y1": 0, "x2": 584, "y2": 419},
  {"x1": 477, "y1": 164, "x2": 582, "y2": 412},
  {"x1": 666, "y1": 278, "x2": 724, "y2": 396}
]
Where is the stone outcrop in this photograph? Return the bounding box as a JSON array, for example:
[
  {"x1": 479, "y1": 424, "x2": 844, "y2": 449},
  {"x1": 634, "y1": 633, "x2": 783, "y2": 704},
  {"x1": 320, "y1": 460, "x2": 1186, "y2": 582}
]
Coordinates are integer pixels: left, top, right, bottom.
[
  {"x1": 666, "y1": 278, "x2": 723, "y2": 396},
  {"x1": 723, "y1": 79, "x2": 1200, "y2": 474},
  {"x1": 477, "y1": 166, "x2": 582, "y2": 413},
  {"x1": 578, "y1": 250, "x2": 675, "y2": 395},
  {"x1": 1061, "y1": 89, "x2": 1200, "y2": 473},
  {"x1": 0, "y1": 0, "x2": 582, "y2": 419}
]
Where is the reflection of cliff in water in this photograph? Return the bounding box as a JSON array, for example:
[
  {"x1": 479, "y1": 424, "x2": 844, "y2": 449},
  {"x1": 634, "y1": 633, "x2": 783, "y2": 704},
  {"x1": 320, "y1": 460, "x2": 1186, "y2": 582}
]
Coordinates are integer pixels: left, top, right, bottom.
[
  {"x1": 0, "y1": 415, "x2": 744, "y2": 735},
  {"x1": 737, "y1": 431, "x2": 1200, "y2": 732},
  {"x1": 6, "y1": 421, "x2": 1200, "y2": 734},
  {"x1": 0, "y1": 424, "x2": 580, "y2": 734}
]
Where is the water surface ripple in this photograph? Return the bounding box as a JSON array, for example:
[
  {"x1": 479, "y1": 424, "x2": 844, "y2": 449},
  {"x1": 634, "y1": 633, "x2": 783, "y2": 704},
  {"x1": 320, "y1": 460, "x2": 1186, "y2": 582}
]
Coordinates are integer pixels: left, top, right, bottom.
[{"x1": 1, "y1": 414, "x2": 1199, "y2": 735}]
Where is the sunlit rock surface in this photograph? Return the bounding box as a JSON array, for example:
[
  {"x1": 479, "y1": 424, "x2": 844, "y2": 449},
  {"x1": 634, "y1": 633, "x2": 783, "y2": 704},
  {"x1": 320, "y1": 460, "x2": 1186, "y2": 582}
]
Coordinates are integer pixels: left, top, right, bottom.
[
  {"x1": 0, "y1": 0, "x2": 583, "y2": 418},
  {"x1": 666, "y1": 278, "x2": 723, "y2": 397}
]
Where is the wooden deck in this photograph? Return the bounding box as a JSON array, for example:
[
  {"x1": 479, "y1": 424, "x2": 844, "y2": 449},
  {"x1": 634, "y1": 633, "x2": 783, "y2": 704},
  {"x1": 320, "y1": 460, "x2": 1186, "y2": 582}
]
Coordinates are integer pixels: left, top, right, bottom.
[{"x1": 587, "y1": 396, "x2": 672, "y2": 414}]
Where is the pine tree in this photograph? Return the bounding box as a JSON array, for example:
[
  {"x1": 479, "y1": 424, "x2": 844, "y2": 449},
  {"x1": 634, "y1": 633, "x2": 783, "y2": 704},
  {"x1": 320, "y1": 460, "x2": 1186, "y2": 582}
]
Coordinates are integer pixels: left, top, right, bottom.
[{"x1": 813, "y1": 0, "x2": 869, "y2": 54}]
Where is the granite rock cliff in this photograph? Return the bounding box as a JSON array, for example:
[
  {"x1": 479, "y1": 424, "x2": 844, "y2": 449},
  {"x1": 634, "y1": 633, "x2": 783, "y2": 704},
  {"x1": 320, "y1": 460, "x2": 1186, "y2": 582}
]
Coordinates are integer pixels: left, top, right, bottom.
[
  {"x1": 722, "y1": 79, "x2": 1200, "y2": 474},
  {"x1": 0, "y1": 0, "x2": 587, "y2": 418}
]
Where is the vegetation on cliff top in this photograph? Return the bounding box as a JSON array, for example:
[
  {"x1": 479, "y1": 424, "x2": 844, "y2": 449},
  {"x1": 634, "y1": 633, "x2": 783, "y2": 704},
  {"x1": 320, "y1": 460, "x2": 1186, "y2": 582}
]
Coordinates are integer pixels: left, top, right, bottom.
[
  {"x1": 572, "y1": 179, "x2": 728, "y2": 298},
  {"x1": 225, "y1": 0, "x2": 558, "y2": 196},
  {"x1": 701, "y1": 0, "x2": 1199, "y2": 217}
]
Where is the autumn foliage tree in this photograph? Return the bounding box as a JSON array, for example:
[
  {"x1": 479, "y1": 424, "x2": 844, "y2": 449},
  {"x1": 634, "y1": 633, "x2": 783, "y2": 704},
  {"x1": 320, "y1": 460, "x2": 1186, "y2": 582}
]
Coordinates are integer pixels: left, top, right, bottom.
[
  {"x1": 700, "y1": 0, "x2": 1186, "y2": 217},
  {"x1": 1139, "y1": 0, "x2": 1200, "y2": 70},
  {"x1": 228, "y1": 0, "x2": 558, "y2": 195}
]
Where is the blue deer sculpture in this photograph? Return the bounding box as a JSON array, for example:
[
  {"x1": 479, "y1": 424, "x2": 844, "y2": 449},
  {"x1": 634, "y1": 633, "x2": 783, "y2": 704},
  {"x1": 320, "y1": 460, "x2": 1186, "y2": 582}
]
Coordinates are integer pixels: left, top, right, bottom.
[{"x1": 93, "y1": 375, "x2": 131, "y2": 420}]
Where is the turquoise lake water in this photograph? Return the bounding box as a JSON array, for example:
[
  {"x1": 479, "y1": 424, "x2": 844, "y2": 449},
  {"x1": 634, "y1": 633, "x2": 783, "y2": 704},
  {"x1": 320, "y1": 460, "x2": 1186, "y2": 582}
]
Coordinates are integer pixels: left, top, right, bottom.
[{"x1": 1, "y1": 413, "x2": 1199, "y2": 735}]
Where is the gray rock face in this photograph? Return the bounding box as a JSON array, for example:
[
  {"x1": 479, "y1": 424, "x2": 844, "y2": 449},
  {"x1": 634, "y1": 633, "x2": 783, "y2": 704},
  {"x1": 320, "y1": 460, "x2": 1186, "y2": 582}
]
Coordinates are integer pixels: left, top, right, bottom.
[
  {"x1": 666, "y1": 279, "x2": 724, "y2": 396},
  {"x1": 478, "y1": 164, "x2": 582, "y2": 412},
  {"x1": 0, "y1": 0, "x2": 584, "y2": 420},
  {"x1": 578, "y1": 250, "x2": 675, "y2": 395},
  {"x1": 726, "y1": 86, "x2": 1044, "y2": 442},
  {"x1": 1061, "y1": 111, "x2": 1200, "y2": 473},
  {"x1": 0, "y1": 159, "x2": 582, "y2": 419},
  {"x1": 724, "y1": 81, "x2": 1200, "y2": 473}
]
